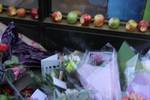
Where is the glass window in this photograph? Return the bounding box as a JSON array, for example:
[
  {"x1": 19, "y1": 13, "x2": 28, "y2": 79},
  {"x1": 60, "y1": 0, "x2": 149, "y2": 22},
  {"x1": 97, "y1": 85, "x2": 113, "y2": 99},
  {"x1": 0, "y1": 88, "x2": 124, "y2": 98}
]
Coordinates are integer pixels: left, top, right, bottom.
[
  {"x1": 52, "y1": 0, "x2": 108, "y2": 16},
  {"x1": 108, "y1": 0, "x2": 147, "y2": 21},
  {"x1": 0, "y1": 0, "x2": 38, "y2": 9}
]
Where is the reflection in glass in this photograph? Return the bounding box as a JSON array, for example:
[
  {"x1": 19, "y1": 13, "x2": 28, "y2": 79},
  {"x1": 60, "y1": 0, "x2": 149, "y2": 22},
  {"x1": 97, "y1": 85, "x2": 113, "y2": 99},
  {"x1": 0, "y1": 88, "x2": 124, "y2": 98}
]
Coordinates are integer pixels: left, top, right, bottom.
[
  {"x1": 52, "y1": 0, "x2": 108, "y2": 16},
  {"x1": 0, "y1": 0, "x2": 38, "y2": 9}
]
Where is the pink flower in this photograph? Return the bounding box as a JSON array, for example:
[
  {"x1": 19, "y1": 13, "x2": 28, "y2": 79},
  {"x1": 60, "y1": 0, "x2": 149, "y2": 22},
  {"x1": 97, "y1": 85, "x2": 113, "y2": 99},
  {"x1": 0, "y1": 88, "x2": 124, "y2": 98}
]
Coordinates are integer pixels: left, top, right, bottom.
[{"x1": 128, "y1": 92, "x2": 145, "y2": 100}]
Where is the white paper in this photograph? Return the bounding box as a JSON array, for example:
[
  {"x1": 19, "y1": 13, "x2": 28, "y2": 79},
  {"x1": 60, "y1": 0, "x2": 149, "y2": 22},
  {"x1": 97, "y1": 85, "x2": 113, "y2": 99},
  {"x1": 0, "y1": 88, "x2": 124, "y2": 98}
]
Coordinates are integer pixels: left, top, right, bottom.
[
  {"x1": 41, "y1": 54, "x2": 59, "y2": 77},
  {"x1": 53, "y1": 77, "x2": 67, "y2": 89},
  {"x1": 31, "y1": 89, "x2": 48, "y2": 100}
]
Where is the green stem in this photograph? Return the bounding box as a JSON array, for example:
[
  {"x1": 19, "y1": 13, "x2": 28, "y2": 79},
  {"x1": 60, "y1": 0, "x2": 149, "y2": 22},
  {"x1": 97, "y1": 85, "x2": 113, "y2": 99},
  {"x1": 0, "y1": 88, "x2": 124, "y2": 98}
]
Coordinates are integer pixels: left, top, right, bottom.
[{"x1": 6, "y1": 76, "x2": 25, "y2": 100}]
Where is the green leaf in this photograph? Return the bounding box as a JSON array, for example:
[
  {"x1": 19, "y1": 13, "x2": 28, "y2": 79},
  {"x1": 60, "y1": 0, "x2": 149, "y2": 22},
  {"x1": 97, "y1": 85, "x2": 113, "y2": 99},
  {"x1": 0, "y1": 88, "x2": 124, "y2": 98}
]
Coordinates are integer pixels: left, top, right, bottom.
[
  {"x1": 4, "y1": 56, "x2": 19, "y2": 67},
  {"x1": 0, "y1": 95, "x2": 9, "y2": 100},
  {"x1": 5, "y1": 70, "x2": 15, "y2": 82},
  {"x1": 118, "y1": 41, "x2": 136, "y2": 90},
  {"x1": 118, "y1": 41, "x2": 135, "y2": 73},
  {"x1": 143, "y1": 0, "x2": 150, "y2": 21}
]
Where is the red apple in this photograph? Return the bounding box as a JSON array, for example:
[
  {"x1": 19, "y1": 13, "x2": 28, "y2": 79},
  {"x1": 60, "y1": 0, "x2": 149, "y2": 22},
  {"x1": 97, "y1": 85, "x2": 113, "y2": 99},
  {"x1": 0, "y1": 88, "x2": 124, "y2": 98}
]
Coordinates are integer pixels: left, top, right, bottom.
[
  {"x1": 80, "y1": 14, "x2": 92, "y2": 26},
  {"x1": 17, "y1": 8, "x2": 26, "y2": 17},
  {"x1": 93, "y1": 14, "x2": 105, "y2": 27},
  {"x1": 7, "y1": 6, "x2": 17, "y2": 16},
  {"x1": 126, "y1": 20, "x2": 138, "y2": 32},
  {"x1": 138, "y1": 20, "x2": 149, "y2": 32},
  {"x1": 51, "y1": 11, "x2": 62, "y2": 22},
  {"x1": 30, "y1": 8, "x2": 38, "y2": 19}
]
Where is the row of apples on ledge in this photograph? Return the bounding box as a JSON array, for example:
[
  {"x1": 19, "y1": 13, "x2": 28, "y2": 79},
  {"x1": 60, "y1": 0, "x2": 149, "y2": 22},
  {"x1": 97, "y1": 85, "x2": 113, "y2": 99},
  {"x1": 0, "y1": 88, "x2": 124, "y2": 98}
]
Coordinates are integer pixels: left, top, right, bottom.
[
  {"x1": 0, "y1": 4, "x2": 38, "y2": 19},
  {"x1": 51, "y1": 11, "x2": 150, "y2": 33}
]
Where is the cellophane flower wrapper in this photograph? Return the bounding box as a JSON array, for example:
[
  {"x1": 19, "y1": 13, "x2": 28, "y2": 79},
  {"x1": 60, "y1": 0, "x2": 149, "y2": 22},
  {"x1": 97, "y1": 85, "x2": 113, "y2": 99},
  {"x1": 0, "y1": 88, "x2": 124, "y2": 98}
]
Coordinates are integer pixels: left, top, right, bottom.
[
  {"x1": 127, "y1": 72, "x2": 150, "y2": 99},
  {"x1": 124, "y1": 54, "x2": 145, "y2": 87},
  {"x1": 77, "y1": 43, "x2": 121, "y2": 100},
  {"x1": 125, "y1": 50, "x2": 150, "y2": 99},
  {"x1": 141, "y1": 49, "x2": 150, "y2": 72},
  {"x1": 39, "y1": 50, "x2": 93, "y2": 100},
  {"x1": 52, "y1": 88, "x2": 92, "y2": 100},
  {"x1": 1, "y1": 22, "x2": 49, "y2": 65}
]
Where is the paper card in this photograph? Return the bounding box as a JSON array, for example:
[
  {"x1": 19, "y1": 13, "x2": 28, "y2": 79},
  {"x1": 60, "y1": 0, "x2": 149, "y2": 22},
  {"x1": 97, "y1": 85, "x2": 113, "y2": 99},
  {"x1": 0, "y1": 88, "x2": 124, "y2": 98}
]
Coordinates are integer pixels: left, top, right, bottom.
[
  {"x1": 31, "y1": 89, "x2": 48, "y2": 100},
  {"x1": 53, "y1": 77, "x2": 67, "y2": 89},
  {"x1": 41, "y1": 54, "x2": 60, "y2": 77}
]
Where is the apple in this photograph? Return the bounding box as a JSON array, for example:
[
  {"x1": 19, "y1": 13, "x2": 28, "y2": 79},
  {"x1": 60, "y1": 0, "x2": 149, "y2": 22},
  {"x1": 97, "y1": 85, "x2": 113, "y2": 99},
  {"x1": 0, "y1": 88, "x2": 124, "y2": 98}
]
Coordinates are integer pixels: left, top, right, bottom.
[
  {"x1": 138, "y1": 20, "x2": 149, "y2": 32},
  {"x1": 17, "y1": 8, "x2": 26, "y2": 17},
  {"x1": 51, "y1": 11, "x2": 62, "y2": 22},
  {"x1": 72, "y1": 10, "x2": 81, "y2": 16},
  {"x1": 94, "y1": 14, "x2": 105, "y2": 27},
  {"x1": 67, "y1": 11, "x2": 78, "y2": 24},
  {"x1": 80, "y1": 14, "x2": 92, "y2": 26},
  {"x1": 0, "y1": 4, "x2": 3, "y2": 13},
  {"x1": 30, "y1": 8, "x2": 38, "y2": 19},
  {"x1": 126, "y1": 20, "x2": 138, "y2": 32},
  {"x1": 108, "y1": 17, "x2": 120, "y2": 29},
  {"x1": 7, "y1": 6, "x2": 17, "y2": 16}
]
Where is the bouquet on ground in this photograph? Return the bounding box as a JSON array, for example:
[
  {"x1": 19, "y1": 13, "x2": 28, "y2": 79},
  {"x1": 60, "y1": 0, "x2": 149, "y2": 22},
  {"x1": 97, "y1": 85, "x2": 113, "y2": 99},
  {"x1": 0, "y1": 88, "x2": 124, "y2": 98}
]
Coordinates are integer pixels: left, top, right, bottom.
[
  {"x1": 38, "y1": 50, "x2": 92, "y2": 100},
  {"x1": 77, "y1": 43, "x2": 121, "y2": 100}
]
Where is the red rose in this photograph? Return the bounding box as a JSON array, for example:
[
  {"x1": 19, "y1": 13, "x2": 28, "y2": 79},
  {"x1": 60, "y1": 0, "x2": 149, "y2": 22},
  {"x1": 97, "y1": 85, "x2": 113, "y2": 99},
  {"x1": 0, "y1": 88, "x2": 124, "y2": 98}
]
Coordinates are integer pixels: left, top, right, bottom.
[
  {"x1": 21, "y1": 88, "x2": 34, "y2": 97},
  {"x1": 0, "y1": 44, "x2": 9, "y2": 52},
  {"x1": 2, "y1": 85, "x2": 14, "y2": 95}
]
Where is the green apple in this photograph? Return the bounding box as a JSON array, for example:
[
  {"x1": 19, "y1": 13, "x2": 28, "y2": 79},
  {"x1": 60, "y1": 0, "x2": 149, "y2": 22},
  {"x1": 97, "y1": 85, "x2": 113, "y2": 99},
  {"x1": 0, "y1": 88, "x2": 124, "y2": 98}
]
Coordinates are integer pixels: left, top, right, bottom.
[
  {"x1": 108, "y1": 17, "x2": 120, "y2": 29},
  {"x1": 67, "y1": 11, "x2": 78, "y2": 24},
  {"x1": 0, "y1": 95, "x2": 9, "y2": 100},
  {"x1": 0, "y1": 4, "x2": 3, "y2": 13},
  {"x1": 126, "y1": 19, "x2": 138, "y2": 32}
]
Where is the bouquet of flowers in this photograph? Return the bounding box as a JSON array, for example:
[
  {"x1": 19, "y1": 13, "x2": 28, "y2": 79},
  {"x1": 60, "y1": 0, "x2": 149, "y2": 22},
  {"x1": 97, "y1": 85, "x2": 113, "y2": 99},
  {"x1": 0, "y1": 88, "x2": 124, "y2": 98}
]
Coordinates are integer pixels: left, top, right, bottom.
[
  {"x1": 39, "y1": 50, "x2": 93, "y2": 100},
  {"x1": 77, "y1": 43, "x2": 121, "y2": 100}
]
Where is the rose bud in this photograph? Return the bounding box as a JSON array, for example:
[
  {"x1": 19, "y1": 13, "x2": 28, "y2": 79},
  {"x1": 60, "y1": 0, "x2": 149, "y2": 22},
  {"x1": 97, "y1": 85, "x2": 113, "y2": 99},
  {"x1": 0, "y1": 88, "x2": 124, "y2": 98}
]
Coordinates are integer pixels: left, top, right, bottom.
[
  {"x1": 21, "y1": 88, "x2": 34, "y2": 97},
  {"x1": 51, "y1": 11, "x2": 62, "y2": 22},
  {"x1": 0, "y1": 43, "x2": 9, "y2": 52},
  {"x1": 80, "y1": 14, "x2": 92, "y2": 26},
  {"x1": 138, "y1": 20, "x2": 149, "y2": 32},
  {"x1": 93, "y1": 14, "x2": 105, "y2": 27},
  {"x1": 126, "y1": 20, "x2": 138, "y2": 32},
  {"x1": 3, "y1": 85, "x2": 14, "y2": 95}
]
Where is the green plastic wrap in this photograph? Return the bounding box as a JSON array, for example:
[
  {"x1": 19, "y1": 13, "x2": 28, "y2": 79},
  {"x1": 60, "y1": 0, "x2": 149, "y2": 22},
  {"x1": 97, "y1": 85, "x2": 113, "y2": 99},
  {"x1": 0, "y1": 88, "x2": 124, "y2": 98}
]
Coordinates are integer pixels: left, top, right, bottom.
[
  {"x1": 118, "y1": 42, "x2": 135, "y2": 90},
  {"x1": 144, "y1": 0, "x2": 150, "y2": 21}
]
